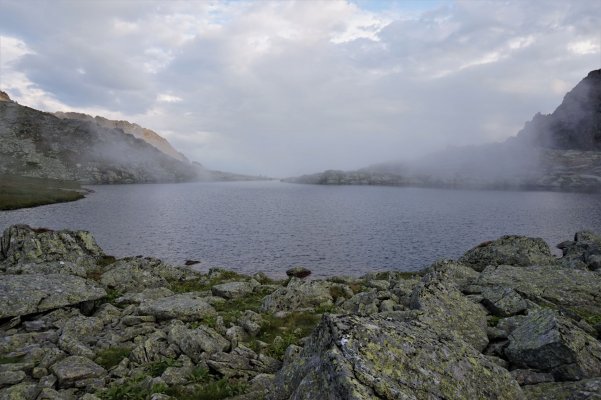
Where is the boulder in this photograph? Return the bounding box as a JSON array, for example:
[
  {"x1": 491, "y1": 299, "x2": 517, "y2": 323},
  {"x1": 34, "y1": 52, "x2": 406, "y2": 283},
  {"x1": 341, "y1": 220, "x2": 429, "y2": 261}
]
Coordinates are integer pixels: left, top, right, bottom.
[
  {"x1": 260, "y1": 278, "x2": 333, "y2": 313},
  {"x1": 0, "y1": 274, "x2": 106, "y2": 319},
  {"x1": 207, "y1": 346, "x2": 281, "y2": 378},
  {"x1": 0, "y1": 225, "x2": 104, "y2": 271},
  {"x1": 505, "y1": 309, "x2": 601, "y2": 381},
  {"x1": 100, "y1": 257, "x2": 198, "y2": 292},
  {"x1": 50, "y1": 356, "x2": 106, "y2": 388},
  {"x1": 0, "y1": 383, "x2": 40, "y2": 400},
  {"x1": 410, "y1": 273, "x2": 489, "y2": 351},
  {"x1": 286, "y1": 267, "x2": 311, "y2": 279},
  {"x1": 460, "y1": 235, "x2": 558, "y2": 271},
  {"x1": 477, "y1": 265, "x2": 601, "y2": 315},
  {"x1": 211, "y1": 281, "x2": 257, "y2": 300},
  {"x1": 510, "y1": 369, "x2": 554, "y2": 386},
  {"x1": 238, "y1": 310, "x2": 263, "y2": 336},
  {"x1": 138, "y1": 293, "x2": 216, "y2": 322},
  {"x1": 480, "y1": 286, "x2": 529, "y2": 317},
  {"x1": 270, "y1": 314, "x2": 524, "y2": 400},
  {"x1": 558, "y1": 231, "x2": 601, "y2": 270},
  {"x1": 167, "y1": 322, "x2": 229, "y2": 362},
  {"x1": 523, "y1": 378, "x2": 601, "y2": 400},
  {"x1": 421, "y1": 260, "x2": 480, "y2": 290},
  {"x1": 115, "y1": 287, "x2": 174, "y2": 306}
]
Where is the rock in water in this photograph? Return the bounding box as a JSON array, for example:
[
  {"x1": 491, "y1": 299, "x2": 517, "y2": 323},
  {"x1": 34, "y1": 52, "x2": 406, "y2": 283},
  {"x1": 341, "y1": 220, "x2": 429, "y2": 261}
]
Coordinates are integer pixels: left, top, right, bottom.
[
  {"x1": 460, "y1": 235, "x2": 558, "y2": 271},
  {"x1": 0, "y1": 274, "x2": 106, "y2": 318},
  {"x1": 286, "y1": 267, "x2": 312, "y2": 279},
  {"x1": 505, "y1": 309, "x2": 601, "y2": 381},
  {"x1": 270, "y1": 314, "x2": 524, "y2": 400}
]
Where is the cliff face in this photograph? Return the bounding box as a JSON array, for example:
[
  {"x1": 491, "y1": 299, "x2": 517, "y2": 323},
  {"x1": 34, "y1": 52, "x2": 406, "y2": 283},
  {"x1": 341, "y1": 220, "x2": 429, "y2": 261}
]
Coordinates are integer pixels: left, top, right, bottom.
[
  {"x1": 518, "y1": 69, "x2": 601, "y2": 151},
  {"x1": 54, "y1": 112, "x2": 188, "y2": 162},
  {"x1": 0, "y1": 101, "x2": 201, "y2": 184},
  {"x1": 0, "y1": 91, "x2": 12, "y2": 102}
]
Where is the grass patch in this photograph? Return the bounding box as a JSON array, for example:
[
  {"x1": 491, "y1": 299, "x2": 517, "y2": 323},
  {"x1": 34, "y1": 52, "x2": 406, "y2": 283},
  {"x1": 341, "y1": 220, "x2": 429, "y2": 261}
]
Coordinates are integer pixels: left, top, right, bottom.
[
  {"x1": 166, "y1": 378, "x2": 247, "y2": 400},
  {"x1": 0, "y1": 174, "x2": 85, "y2": 210},
  {"x1": 0, "y1": 355, "x2": 25, "y2": 364},
  {"x1": 145, "y1": 358, "x2": 180, "y2": 377},
  {"x1": 95, "y1": 347, "x2": 131, "y2": 370},
  {"x1": 169, "y1": 270, "x2": 249, "y2": 294},
  {"x1": 256, "y1": 312, "x2": 321, "y2": 359},
  {"x1": 487, "y1": 315, "x2": 501, "y2": 327},
  {"x1": 102, "y1": 289, "x2": 123, "y2": 306},
  {"x1": 573, "y1": 309, "x2": 601, "y2": 326},
  {"x1": 100, "y1": 375, "x2": 167, "y2": 400}
]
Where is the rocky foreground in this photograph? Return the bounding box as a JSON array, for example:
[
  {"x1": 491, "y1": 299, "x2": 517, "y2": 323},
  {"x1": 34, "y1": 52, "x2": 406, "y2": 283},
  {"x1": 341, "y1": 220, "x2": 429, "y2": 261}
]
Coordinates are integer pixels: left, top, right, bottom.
[{"x1": 1, "y1": 226, "x2": 601, "y2": 399}]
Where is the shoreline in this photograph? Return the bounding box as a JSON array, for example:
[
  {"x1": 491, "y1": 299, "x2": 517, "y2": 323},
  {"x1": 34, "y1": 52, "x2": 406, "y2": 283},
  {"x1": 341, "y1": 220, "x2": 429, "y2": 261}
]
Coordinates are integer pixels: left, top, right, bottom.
[{"x1": 1, "y1": 225, "x2": 600, "y2": 399}]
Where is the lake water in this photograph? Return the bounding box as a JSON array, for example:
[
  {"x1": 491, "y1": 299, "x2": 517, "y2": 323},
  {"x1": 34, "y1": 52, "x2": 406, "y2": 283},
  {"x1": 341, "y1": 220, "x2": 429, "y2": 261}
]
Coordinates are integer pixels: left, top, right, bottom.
[{"x1": 1, "y1": 181, "x2": 600, "y2": 278}]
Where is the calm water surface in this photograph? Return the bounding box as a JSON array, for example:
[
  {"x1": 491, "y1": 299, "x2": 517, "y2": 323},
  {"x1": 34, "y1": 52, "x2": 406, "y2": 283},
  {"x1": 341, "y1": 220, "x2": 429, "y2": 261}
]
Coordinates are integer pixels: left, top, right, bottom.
[{"x1": 1, "y1": 181, "x2": 600, "y2": 278}]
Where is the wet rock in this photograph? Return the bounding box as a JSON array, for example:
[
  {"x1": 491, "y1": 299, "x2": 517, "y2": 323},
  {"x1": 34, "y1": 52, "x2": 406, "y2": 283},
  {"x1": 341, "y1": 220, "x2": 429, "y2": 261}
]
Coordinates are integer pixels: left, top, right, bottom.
[
  {"x1": 167, "y1": 322, "x2": 229, "y2": 362},
  {"x1": 505, "y1": 309, "x2": 601, "y2": 380},
  {"x1": 510, "y1": 369, "x2": 554, "y2": 386},
  {"x1": 270, "y1": 314, "x2": 524, "y2": 400},
  {"x1": 523, "y1": 378, "x2": 601, "y2": 400},
  {"x1": 410, "y1": 273, "x2": 489, "y2": 351},
  {"x1": 138, "y1": 293, "x2": 216, "y2": 322},
  {"x1": 285, "y1": 267, "x2": 311, "y2": 279},
  {"x1": 480, "y1": 286, "x2": 529, "y2": 317},
  {"x1": 477, "y1": 265, "x2": 601, "y2": 315},
  {"x1": 0, "y1": 274, "x2": 106, "y2": 319},
  {"x1": 0, "y1": 225, "x2": 103, "y2": 271},
  {"x1": 260, "y1": 278, "x2": 333, "y2": 313},
  {"x1": 212, "y1": 281, "x2": 258, "y2": 300},
  {"x1": 100, "y1": 257, "x2": 198, "y2": 292},
  {"x1": 460, "y1": 235, "x2": 558, "y2": 271},
  {"x1": 50, "y1": 356, "x2": 106, "y2": 388}
]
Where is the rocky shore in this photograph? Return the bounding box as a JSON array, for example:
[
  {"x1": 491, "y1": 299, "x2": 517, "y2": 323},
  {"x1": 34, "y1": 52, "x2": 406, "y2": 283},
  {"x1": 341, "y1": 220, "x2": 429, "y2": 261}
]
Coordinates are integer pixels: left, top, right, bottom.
[{"x1": 1, "y1": 225, "x2": 601, "y2": 399}]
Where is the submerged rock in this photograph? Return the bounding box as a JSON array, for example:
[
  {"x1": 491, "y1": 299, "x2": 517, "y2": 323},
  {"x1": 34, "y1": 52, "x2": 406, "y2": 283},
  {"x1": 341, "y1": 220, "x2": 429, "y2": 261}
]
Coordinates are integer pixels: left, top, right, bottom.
[
  {"x1": 0, "y1": 274, "x2": 106, "y2": 319},
  {"x1": 505, "y1": 309, "x2": 601, "y2": 381},
  {"x1": 460, "y1": 235, "x2": 558, "y2": 271},
  {"x1": 270, "y1": 314, "x2": 524, "y2": 400}
]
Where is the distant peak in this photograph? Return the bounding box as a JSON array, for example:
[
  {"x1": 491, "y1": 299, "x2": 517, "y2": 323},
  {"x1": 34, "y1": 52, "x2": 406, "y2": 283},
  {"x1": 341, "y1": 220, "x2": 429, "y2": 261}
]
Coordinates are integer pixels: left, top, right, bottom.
[{"x1": 0, "y1": 90, "x2": 12, "y2": 102}]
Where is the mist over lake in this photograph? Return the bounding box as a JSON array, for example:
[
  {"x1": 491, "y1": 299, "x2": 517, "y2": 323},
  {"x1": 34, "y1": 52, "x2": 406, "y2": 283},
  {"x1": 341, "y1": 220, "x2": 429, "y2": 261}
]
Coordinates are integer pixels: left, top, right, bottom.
[{"x1": 1, "y1": 181, "x2": 600, "y2": 278}]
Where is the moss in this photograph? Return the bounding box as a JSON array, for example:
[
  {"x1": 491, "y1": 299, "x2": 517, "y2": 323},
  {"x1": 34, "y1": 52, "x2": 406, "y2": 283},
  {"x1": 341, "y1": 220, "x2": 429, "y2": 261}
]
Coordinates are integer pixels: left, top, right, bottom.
[
  {"x1": 95, "y1": 347, "x2": 131, "y2": 370},
  {"x1": 0, "y1": 355, "x2": 25, "y2": 364}
]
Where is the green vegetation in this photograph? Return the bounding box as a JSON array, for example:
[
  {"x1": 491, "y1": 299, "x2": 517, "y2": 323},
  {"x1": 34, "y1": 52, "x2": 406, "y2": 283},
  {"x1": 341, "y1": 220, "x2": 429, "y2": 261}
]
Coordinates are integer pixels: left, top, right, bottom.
[
  {"x1": 145, "y1": 358, "x2": 180, "y2": 377},
  {"x1": 0, "y1": 355, "x2": 24, "y2": 364},
  {"x1": 0, "y1": 174, "x2": 85, "y2": 210},
  {"x1": 100, "y1": 375, "x2": 167, "y2": 400},
  {"x1": 487, "y1": 315, "x2": 501, "y2": 327},
  {"x1": 102, "y1": 289, "x2": 124, "y2": 307},
  {"x1": 573, "y1": 309, "x2": 601, "y2": 326},
  {"x1": 169, "y1": 270, "x2": 247, "y2": 294},
  {"x1": 256, "y1": 312, "x2": 321, "y2": 359},
  {"x1": 165, "y1": 369, "x2": 247, "y2": 400},
  {"x1": 95, "y1": 347, "x2": 131, "y2": 370}
]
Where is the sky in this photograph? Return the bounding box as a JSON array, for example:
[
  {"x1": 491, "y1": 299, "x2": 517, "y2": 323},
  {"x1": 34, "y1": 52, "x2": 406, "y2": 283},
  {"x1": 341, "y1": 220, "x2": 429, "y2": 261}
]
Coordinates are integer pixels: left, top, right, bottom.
[{"x1": 0, "y1": 0, "x2": 600, "y2": 177}]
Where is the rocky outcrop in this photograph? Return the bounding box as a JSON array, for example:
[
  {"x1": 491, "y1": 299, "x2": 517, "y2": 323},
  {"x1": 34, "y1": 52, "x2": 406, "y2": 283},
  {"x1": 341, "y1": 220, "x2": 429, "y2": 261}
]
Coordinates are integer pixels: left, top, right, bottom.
[
  {"x1": 0, "y1": 91, "x2": 11, "y2": 102},
  {"x1": 0, "y1": 274, "x2": 106, "y2": 318},
  {"x1": 558, "y1": 230, "x2": 601, "y2": 270},
  {"x1": 1, "y1": 226, "x2": 601, "y2": 400},
  {"x1": 270, "y1": 314, "x2": 524, "y2": 399},
  {"x1": 459, "y1": 235, "x2": 558, "y2": 271}
]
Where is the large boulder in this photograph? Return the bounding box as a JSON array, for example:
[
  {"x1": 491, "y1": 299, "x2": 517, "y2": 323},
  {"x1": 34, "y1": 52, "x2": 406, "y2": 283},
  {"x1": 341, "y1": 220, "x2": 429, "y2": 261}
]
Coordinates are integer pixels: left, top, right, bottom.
[
  {"x1": 480, "y1": 286, "x2": 529, "y2": 317},
  {"x1": 410, "y1": 272, "x2": 489, "y2": 351},
  {"x1": 260, "y1": 278, "x2": 333, "y2": 313},
  {"x1": 523, "y1": 378, "x2": 601, "y2": 399},
  {"x1": 270, "y1": 314, "x2": 524, "y2": 400},
  {"x1": 558, "y1": 231, "x2": 601, "y2": 271},
  {"x1": 505, "y1": 309, "x2": 601, "y2": 381},
  {"x1": 167, "y1": 322, "x2": 229, "y2": 362},
  {"x1": 100, "y1": 257, "x2": 198, "y2": 292},
  {"x1": 0, "y1": 225, "x2": 104, "y2": 272},
  {"x1": 460, "y1": 235, "x2": 558, "y2": 271},
  {"x1": 212, "y1": 281, "x2": 258, "y2": 300},
  {"x1": 476, "y1": 265, "x2": 601, "y2": 315},
  {"x1": 50, "y1": 356, "x2": 106, "y2": 388},
  {"x1": 0, "y1": 274, "x2": 106, "y2": 319},
  {"x1": 137, "y1": 293, "x2": 216, "y2": 322}
]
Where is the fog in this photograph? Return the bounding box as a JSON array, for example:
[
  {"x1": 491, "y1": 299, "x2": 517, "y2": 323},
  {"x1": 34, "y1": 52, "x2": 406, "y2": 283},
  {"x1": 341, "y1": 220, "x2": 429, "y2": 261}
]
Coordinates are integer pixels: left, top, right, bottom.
[{"x1": 0, "y1": 0, "x2": 600, "y2": 177}]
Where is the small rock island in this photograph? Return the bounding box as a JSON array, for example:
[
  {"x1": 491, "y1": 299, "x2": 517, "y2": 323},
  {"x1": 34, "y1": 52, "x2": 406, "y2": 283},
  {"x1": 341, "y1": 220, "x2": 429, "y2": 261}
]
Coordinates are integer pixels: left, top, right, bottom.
[{"x1": 1, "y1": 225, "x2": 600, "y2": 399}]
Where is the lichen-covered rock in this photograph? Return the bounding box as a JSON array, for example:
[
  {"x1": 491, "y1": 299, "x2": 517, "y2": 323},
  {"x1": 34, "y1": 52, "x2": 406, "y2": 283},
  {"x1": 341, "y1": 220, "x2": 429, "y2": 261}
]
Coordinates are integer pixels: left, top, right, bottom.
[
  {"x1": 167, "y1": 322, "x2": 229, "y2": 362},
  {"x1": 50, "y1": 356, "x2": 106, "y2": 388},
  {"x1": 477, "y1": 265, "x2": 601, "y2": 315},
  {"x1": 207, "y1": 346, "x2": 281, "y2": 378},
  {"x1": 480, "y1": 286, "x2": 529, "y2": 317},
  {"x1": 115, "y1": 287, "x2": 174, "y2": 306},
  {"x1": 422, "y1": 259, "x2": 480, "y2": 290},
  {"x1": 238, "y1": 310, "x2": 263, "y2": 337},
  {"x1": 505, "y1": 309, "x2": 601, "y2": 381},
  {"x1": 270, "y1": 314, "x2": 524, "y2": 400},
  {"x1": 0, "y1": 383, "x2": 40, "y2": 400},
  {"x1": 523, "y1": 378, "x2": 601, "y2": 399},
  {"x1": 0, "y1": 225, "x2": 103, "y2": 271},
  {"x1": 460, "y1": 235, "x2": 558, "y2": 271},
  {"x1": 100, "y1": 257, "x2": 198, "y2": 292},
  {"x1": 410, "y1": 273, "x2": 489, "y2": 351},
  {"x1": 212, "y1": 281, "x2": 258, "y2": 300},
  {"x1": 260, "y1": 278, "x2": 333, "y2": 313},
  {"x1": 340, "y1": 290, "x2": 380, "y2": 316},
  {"x1": 0, "y1": 274, "x2": 106, "y2": 319},
  {"x1": 138, "y1": 293, "x2": 216, "y2": 322},
  {"x1": 558, "y1": 231, "x2": 601, "y2": 271}
]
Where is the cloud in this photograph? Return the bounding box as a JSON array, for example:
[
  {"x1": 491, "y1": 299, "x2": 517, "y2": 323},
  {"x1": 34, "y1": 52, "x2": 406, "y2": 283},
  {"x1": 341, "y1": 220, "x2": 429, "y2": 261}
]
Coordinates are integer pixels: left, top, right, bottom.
[{"x1": 0, "y1": 0, "x2": 600, "y2": 176}]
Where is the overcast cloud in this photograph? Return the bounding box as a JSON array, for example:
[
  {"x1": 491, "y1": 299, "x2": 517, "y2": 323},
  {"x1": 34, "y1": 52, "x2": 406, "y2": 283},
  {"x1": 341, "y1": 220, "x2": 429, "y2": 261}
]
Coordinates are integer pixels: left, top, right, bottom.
[{"x1": 0, "y1": 0, "x2": 600, "y2": 176}]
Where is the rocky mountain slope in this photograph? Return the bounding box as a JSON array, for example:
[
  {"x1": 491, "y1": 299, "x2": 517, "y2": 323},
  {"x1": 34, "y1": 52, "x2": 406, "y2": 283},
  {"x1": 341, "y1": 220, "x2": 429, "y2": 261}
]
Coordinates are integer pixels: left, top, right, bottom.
[
  {"x1": 0, "y1": 93, "x2": 261, "y2": 184},
  {"x1": 288, "y1": 69, "x2": 601, "y2": 192},
  {"x1": 54, "y1": 112, "x2": 188, "y2": 162},
  {"x1": 1, "y1": 224, "x2": 600, "y2": 399}
]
